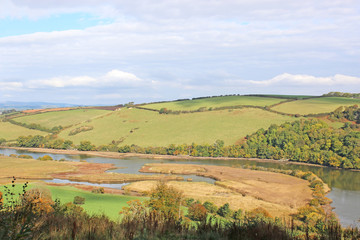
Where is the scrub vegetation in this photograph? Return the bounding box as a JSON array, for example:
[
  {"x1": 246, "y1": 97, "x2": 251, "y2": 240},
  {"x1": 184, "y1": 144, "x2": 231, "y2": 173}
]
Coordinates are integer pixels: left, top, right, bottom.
[{"x1": 0, "y1": 180, "x2": 359, "y2": 240}]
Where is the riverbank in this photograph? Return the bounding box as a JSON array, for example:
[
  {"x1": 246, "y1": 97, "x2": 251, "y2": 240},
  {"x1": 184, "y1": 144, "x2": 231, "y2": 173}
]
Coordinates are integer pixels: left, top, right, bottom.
[
  {"x1": 2, "y1": 146, "x2": 342, "y2": 170},
  {"x1": 0, "y1": 155, "x2": 182, "y2": 185}
]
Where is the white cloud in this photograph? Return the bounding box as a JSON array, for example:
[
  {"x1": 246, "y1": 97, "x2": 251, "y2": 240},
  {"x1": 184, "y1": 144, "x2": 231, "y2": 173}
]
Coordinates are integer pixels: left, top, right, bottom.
[
  {"x1": 0, "y1": 81, "x2": 23, "y2": 90},
  {"x1": 27, "y1": 70, "x2": 147, "y2": 88},
  {"x1": 0, "y1": 0, "x2": 359, "y2": 104},
  {"x1": 249, "y1": 73, "x2": 360, "y2": 86}
]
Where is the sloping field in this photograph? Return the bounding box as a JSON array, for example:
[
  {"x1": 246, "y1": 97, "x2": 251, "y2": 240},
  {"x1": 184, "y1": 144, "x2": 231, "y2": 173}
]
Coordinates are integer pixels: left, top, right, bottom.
[
  {"x1": 0, "y1": 121, "x2": 47, "y2": 140},
  {"x1": 272, "y1": 97, "x2": 360, "y2": 115},
  {"x1": 58, "y1": 108, "x2": 295, "y2": 146},
  {"x1": 143, "y1": 96, "x2": 286, "y2": 111},
  {"x1": 13, "y1": 109, "x2": 110, "y2": 129}
]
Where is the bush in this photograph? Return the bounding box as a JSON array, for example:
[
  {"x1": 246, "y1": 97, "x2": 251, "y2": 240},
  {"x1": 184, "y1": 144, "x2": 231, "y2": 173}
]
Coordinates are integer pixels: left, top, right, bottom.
[
  {"x1": 73, "y1": 196, "x2": 85, "y2": 205},
  {"x1": 92, "y1": 187, "x2": 105, "y2": 194},
  {"x1": 217, "y1": 203, "x2": 232, "y2": 218},
  {"x1": 233, "y1": 209, "x2": 243, "y2": 220},
  {"x1": 38, "y1": 155, "x2": 53, "y2": 161},
  {"x1": 248, "y1": 207, "x2": 272, "y2": 219},
  {"x1": 203, "y1": 201, "x2": 217, "y2": 213},
  {"x1": 78, "y1": 140, "x2": 96, "y2": 151},
  {"x1": 188, "y1": 204, "x2": 207, "y2": 221},
  {"x1": 69, "y1": 125, "x2": 94, "y2": 136},
  {"x1": 185, "y1": 198, "x2": 195, "y2": 207},
  {"x1": 18, "y1": 154, "x2": 33, "y2": 159}
]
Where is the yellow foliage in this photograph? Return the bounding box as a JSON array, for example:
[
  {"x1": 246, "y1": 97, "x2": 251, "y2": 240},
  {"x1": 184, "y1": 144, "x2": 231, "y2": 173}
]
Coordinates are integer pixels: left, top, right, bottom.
[{"x1": 22, "y1": 188, "x2": 54, "y2": 214}]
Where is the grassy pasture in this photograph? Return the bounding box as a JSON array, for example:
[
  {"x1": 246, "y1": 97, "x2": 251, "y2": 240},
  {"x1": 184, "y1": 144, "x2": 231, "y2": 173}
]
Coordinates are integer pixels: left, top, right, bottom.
[
  {"x1": 0, "y1": 121, "x2": 47, "y2": 140},
  {"x1": 58, "y1": 108, "x2": 295, "y2": 146},
  {"x1": 272, "y1": 97, "x2": 360, "y2": 115},
  {"x1": 13, "y1": 109, "x2": 110, "y2": 129},
  {"x1": 251, "y1": 94, "x2": 315, "y2": 99},
  {"x1": 0, "y1": 183, "x2": 144, "y2": 220},
  {"x1": 143, "y1": 96, "x2": 286, "y2": 111},
  {"x1": 47, "y1": 185, "x2": 145, "y2": 220}
]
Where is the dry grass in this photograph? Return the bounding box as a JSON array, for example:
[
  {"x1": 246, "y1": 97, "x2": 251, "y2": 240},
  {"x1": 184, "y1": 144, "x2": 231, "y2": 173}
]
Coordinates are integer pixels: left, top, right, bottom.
[
  {"x1": 125, "y1": 180, "x2": 297, "y2": 218},
  {"x1": 139, "y1": 163, "x2": 313, "y2": 216},
  {"x1": 0, "y1": 156, "x2": 77, "y2": 183},
  {"x1": 0, "y1": 155, "x2": 182, "y2": 185}
]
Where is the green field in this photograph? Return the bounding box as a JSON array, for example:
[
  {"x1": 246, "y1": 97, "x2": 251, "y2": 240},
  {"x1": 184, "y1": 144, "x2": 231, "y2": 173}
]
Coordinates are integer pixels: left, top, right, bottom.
[
  {"x1": 47, "y1": 185, "x2": 145, "y2": 220},
  {"x1": 251, "y1": 94, "x2": 315, "y2": 99},
  {"x1": 143, "y1": 96, "x2": 286, "y2": 111},
  {"x1": 1, "y1": 183, "x2": 145, "y2": 221},
  {"x1": 58, "y1": 108, "x2": 295, "y2": 146},
  {"x1": 13, "y1": 109, "x2": 110, "y2": 129},
  {"x1": 271, "y1": 97, "x2": 360, "y2": 115},
  {"x1": 0, "y1": 121, "x2": 47, "y2": 140}
]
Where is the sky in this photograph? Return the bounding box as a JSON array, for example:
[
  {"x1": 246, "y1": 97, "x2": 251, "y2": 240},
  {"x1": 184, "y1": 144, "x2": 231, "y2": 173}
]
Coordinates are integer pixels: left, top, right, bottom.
[{"x1": 0, "y1": 0, "x2": 359, "y2": 105}]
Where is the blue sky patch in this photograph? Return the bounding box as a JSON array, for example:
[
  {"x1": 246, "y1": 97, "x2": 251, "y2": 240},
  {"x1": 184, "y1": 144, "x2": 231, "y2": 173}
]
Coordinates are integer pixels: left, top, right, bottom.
[{"x1": 0, "y1": 13, "x2": 113, "y2": 37}]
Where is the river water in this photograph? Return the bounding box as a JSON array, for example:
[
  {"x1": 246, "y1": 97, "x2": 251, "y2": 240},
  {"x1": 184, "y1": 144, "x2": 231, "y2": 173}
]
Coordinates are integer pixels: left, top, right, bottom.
[{"x1": 0, "y1": 148, "x2": 359, "y2": 227}]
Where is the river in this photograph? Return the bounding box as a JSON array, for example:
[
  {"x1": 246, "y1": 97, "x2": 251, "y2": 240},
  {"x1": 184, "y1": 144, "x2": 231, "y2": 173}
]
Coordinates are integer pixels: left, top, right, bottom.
[{"x1": 0, "y1": 148, "x2": 359, "y2": 227}]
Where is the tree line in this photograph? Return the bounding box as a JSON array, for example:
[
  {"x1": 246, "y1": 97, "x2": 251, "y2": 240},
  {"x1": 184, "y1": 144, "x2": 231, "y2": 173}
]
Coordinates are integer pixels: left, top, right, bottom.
[{"x1": 330, "y1": 105, "x2": 360, "y2": 124}]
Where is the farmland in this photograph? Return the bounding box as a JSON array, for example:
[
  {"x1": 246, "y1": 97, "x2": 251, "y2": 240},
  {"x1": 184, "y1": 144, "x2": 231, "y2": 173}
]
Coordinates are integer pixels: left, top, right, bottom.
[
  {"x1": 143, "y1": 95, "x2": 286, "y2": 111},
  {"x1": 5, "y1": 95, "x2": 359, "y2": 148},
  {"x1": 0, "y1": 121, "x2": 47, "y2": 141},
  {"x1": 13, "y1": 108, "x2": 110, "y2": 129},
  {"x1": 58, "y1": 107, "x2": 295, "y2": 146},
  {"x1": 271, "y1": 97, "x2": 360, "y2": 115}
]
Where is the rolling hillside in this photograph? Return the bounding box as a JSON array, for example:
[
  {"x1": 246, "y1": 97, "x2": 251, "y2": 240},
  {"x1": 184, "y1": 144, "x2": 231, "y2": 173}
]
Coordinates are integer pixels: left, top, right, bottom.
[
  {"x1": 0, "y1": 121, "x2": 47, "y2": 140},
  {"x1": 58, "y1": 107, "x2": 296, "y2": 146},
  {"x1": 4, "y1": 94, "x2": 358, "y2": 147},
  {"x1": 13, "y1": 109, "x2": 110, "y2": 129},
  {"x1": 143, "y1": 95, "x2": 286, "y2": 111},
  {"x1": 271, "y1": 97, "x2": 360, "y2": 115}
]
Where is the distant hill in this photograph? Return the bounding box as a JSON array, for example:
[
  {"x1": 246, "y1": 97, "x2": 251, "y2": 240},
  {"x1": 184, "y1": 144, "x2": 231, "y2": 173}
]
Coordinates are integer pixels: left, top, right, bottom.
[{"x1": 0, "y1": 101, "x2": 80, "y2": 111}]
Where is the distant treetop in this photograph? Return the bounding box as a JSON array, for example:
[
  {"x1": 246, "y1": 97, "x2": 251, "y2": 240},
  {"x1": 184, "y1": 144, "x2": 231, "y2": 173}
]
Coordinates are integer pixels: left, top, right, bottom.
[{"x1": 323, "y1": 92, "x2": 360, "y2": 98}]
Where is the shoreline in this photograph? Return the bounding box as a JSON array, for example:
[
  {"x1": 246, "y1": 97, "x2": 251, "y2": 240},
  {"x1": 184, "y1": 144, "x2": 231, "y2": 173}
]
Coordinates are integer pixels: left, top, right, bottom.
[{"x1": 1, "y1": 146, "x2": 342, "y2": 170}]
